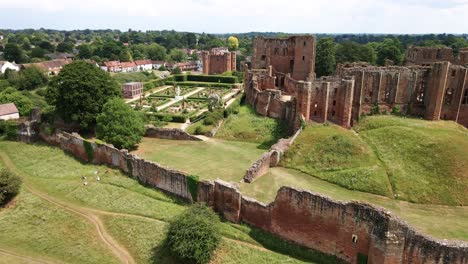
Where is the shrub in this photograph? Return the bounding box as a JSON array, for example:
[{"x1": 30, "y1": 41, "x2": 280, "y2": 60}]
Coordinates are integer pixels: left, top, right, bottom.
[
  {"x1": 392, "y1": 105, "x2": 401, "y2": 116},
  {"x1": 203, "y1": 110, "x2": 223, "y2": 126},
  {"x1": 0, "y1": 120, "x2": 18, "y2": 140},
  {"x1": 0, "y1": 169, "x2": 22, "y2": 206},
  {"x1": 371, "y1": 103, "x2": 380, "y2": 115},
  {"x1": 166, "y1": 204, "x2": 221, "y2": 264}
]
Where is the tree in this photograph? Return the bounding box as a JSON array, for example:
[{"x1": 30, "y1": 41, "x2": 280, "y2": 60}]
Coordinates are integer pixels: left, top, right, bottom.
[
  {"x1": 4, "y1": 44, "x2": 24, "y2": 63},
  {"x1": 46, "y1": 61, "x2": 121, "y2": 130},
  {"x1": 376, "y1": 38, "x2": 403, "y2": 66},
  {"x1": 166, "y1": 204, "x2": 221, "y2": 264},
  {"x1": 78, "y1": 44, "x2": 93, "y2": 59},
  {"x1": 56, "y1": 41, "x2": 74, "y2": 53},
  {"x1": 147, "y1": 43, "x2": 166, "y2": 61},
  {"x1": 0, "y1": 169, "x2": 22, "y2": 206},
  {"x1": 96, "y1": 98, "x2": 144, "y2": 149},
  {"x1": 38, "y1": 40, "x2": 55, "y2": 52},
  {"x1": 119, "y1": 48, "x2": 133, "y2": 62},
  {"x1": 0, "y1": 87, "x2": 33, "y2": 116},
  {"x1": 336, "y1": 41, "x2": 377, "y2": 65},
  {"x1": 315, "y1": 38, "x2": 336, "y2": 77},
  {"x1": 169, "y1": 49, "x2": 188, "y2": 62},
  {"x1": 31, "y1": 47, "x2": 46, "y2": 59},
  {"x1": 172, "y1": 66, "x2": 182, "y2": 74},
  {"x1": 18, "y1": 67, "x2": 48, "y2": 90},
  {"x1": 158, "y1": 65, "x2": 167, "y2": 71},
  {"x1": 228, "y1": 36, "x2": 239, "y2": 51}
]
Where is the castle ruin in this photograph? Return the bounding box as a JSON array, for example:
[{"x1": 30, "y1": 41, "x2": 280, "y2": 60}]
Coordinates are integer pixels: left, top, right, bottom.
[
  {"x1": 202, "y1": 48, "x2": 237, "y2": 75},
  {"x1": 244, "y1": 36, "x2": 468, "y2": 129}
]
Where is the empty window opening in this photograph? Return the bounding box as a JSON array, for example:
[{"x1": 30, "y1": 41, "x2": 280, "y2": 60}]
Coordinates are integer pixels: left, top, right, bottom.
[
  {"x1": 352, "y1": 235, "x2": 358, "y2": 244},
  {"x1": 452, "y1": 70, "x2": 457, "y2": 77},
  {"x1": 303, "y1": 41, "x2": 306, "y2": 46},
  {"x1": 302, "y1": 56, "x2": 305, "y2": 61},
  {"x1": 261, "y1": 55, "x2": 266, "y2": 61},
  {"x1": 333, "y1": 100, "x2": 336, "y2": 106},
  {"x1": 314, "y1": 111, "x2": 317, "y2": 116},
  {"x1": 463, "y1": 89, "x2": 468, "y2": 105},
  {"x1": 334, "y1": 88, "x2": 338, "y2": 94},
  {"x1": 332, "y1": 110, "x2": 336, "y2": 117}
]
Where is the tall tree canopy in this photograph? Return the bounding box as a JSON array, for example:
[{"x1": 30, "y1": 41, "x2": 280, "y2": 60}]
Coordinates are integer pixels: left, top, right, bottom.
[
  {"x1": 96, "y1": 98, "x2": 145, "y2": 150},
  {"x1": 46, "y1": 61, "x2": 121, "y2": 130},
  {"x1": 315, "y1": 38, "x2": 336, "y2": 77}
]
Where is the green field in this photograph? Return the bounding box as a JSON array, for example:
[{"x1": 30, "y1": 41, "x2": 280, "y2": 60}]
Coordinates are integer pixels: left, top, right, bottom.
[
  {"x1": 133, "y1": 137, "x2": 265, "y2": 182},
  {"x1": 0, "y1": 141, "x2": 334, "y2": 263},
  {"x1": 216, "y1": 105, "x2": 289, "y2": 149}
]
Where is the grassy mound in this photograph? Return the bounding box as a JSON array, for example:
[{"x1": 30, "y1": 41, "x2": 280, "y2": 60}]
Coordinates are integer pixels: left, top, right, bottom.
[
  {"x1": 356, "y1": 116, "x2": 468, "y2": 205},
  {"x1": 282, "y1": 116, "x2": 468, "y2": 205},
  {"x1": 281, "y1": 124, "x2": 392, "y2": 197},
  {"x1": 216, "y1": 105, "x2": 288, "y2": 149}
]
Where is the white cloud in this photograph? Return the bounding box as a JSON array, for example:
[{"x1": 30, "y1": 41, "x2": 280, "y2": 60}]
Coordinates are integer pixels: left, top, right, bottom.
[{"x1": 0, "y1": 0, "x2": 467, "y2": 33}]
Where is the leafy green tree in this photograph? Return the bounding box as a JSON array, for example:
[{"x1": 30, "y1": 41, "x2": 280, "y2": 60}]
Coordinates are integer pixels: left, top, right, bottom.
[
  {"x1": 172, "y1": 66, "x2": 182, "y2": 74},
  {"x1": 96, "y1": 98, "x2": 144, "y2": 149},
  {"x1": 31, "y1": 47, "x2": 46, "y2": 59},
  {"x1": 0, "y1": 169, "x2": 22, "y2": 206},
  {"x1": 147, "y1": 43, "x2": 167, "y2": 61},
  {"x1": 57, "y1": 41, "x2": 75, "y2": 53},
  {"x1": 336, "y1": 41, "x2": 376, "y2": 64},
  {"x1": 228, "y1": 36, "x2": 239, "y2": 51},
  {"x1": 158, "y1": 65, "x2": 167, "y2": 71},
  {"x1": 376, "y1": 38, "x2": 403, "y2": 65},
  {"x1": 119, "y1": 48, "x2": 133, "y2": 62},
  {"x1": 166, "y1": 204, "x2": 221, "y2": 264},
  {"x1": 4, "y1": 44, "x2": 24, "y2": 63},
  {"x1": 18, "y1": 67, "x2": 48, "y2": 90},
  {"x1": 78, "y1": 44, "x2": 93, "y2": 59},
  {"x1": 316, "y1": 38, "x2": 336, "y2": 77},
  {"x1": 46, "y1": 61, "x2": 121, "y2": 130},
  {"x1": 169, "y1": 49, "x2": 188, "y2": 62},
  {"x1": 0, "y1": 87, "x2": 33, "y2": 116},
  {"x1": 38, "y1": 40, "x2": 55, "y2": 52}
]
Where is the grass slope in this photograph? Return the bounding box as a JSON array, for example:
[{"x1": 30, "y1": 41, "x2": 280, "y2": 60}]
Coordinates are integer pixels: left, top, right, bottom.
[
  {"x1": 216, "y1": 105, "x2": 289, "y2": 148},
  {"x1": 133, "y1": 137, "x2": 264, "y2": 182},
  {"x1": 356, "y1": 116, "x2": 468, "y2": 205},
  {"x1": 0, "y1": 191, "x2": 119, "y2": 264},
  {"x1": 0, "y1": 141, "x2": 339, "y2": 263},
  {"x1": 281, "y1": 124, "x2": 392, "y2": 197},
  {"x1": 282, "y1": 116, "x2": 468, "y2": 206}
]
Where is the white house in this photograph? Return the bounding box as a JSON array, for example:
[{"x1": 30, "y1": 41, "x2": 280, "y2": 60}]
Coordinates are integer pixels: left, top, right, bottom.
[
  {"x1": 152, "y1": 60, "x2": 166, "y2": 70},
  {"x1": 0, "y1": 61, "x2": 20, "y2": 74},
  {"x1": 0, "y1": 103, "x2": 20, "y2": 120},
  {"x1": 121, "y1": 62, "x2": 137, "y2": 73},
  {"x1": 135, "y1": 59, "x2": 153, "y2": 71}
]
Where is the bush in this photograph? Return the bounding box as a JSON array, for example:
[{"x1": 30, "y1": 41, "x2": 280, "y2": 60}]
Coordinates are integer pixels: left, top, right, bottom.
[
  {"x1": 166, "y1": 204, "x2": 221, "y2": 264},
  {"x1": 203, "y1": 110, "x2": 223, "y2": 126},
  {"x1": 0, "y1": 169, "x2": 22, "y2": 206},
  {"x1": 0, "y1": 120, "x2": 18, "y2": 140}
]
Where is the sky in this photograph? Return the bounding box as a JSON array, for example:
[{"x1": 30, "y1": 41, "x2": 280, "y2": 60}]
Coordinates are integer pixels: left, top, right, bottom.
[{"x1": 0, "y1": 0, "x2": 467, "y2": 34}]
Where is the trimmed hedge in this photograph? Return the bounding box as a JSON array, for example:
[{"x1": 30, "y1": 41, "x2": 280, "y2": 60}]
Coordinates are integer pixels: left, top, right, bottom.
[
  {"x1": 145, "y1": 113, "x2": 188, "y2": 123},
  {"x1": 165, "y1": 81, "x2": 234, "y2": 89},
  {"x1": 143, "y1": 78, "x2": 167, "y2": 91},
  {"x1": 172, "y1": 74, "x2": 238, "y2": 84}
]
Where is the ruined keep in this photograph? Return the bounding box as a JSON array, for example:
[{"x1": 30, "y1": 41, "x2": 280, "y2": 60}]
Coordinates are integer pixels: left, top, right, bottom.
[
  {"x1": 245, "y1": 37, "x2": 468, "y2": 128},
  {"x1": 202, "y1": 49, "x2": 236, "y2": 75}
]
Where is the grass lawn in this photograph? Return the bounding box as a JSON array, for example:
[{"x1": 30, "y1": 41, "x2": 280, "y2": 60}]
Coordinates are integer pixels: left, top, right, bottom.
[
  {"x1": 240, "y1": 167, "x2": 468, "y2": 241},
  {"x1": 0, "y1": 191, "x2": 119, "y2": 264},
  {"x1": 281, "y1": 124, "x2": 392, "y2": 197},
  {"x1": 281, "y1": 116, "x2": 468, "y2": 206},
  {"x1": 0, "y1": 141, "x2": 337, "y2": 263},
  {"x1": 112, "y1": 71, "x2": 155, "y2": 84},
  {"x1": 216, "y1": 105, "x2": 289, "y2": 149},
  {"x1": 133, "y1": 137, "x2": 265, "y2": 182}
]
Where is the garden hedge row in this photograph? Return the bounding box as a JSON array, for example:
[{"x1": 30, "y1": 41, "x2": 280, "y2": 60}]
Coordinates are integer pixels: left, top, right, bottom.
[
  {"x1": 172, "y1": 74, "x2": 238, "y2": 84},
  {"x1": 165, "y1": 81, "x2": 234, "y2": 89}
]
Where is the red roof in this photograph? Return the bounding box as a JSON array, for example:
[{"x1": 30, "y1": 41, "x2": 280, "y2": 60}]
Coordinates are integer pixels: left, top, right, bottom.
[
  {"x1": 121, "y1": 62, "x2": 136, "y2": 68},
  {"x1": 134, "y1": 59, "x2": 153, "y2": 65},
  {"x1": 0, "y1": 103, "x2": 19, "y2": 116},
  {"x1": 104, "y1": 61, "x2": 121, "y2": 67}
]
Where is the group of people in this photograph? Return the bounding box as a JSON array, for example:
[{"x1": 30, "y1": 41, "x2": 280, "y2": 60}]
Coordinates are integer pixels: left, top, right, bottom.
[{"x1": 81, "y1": 169, "x2": 110, "y2": 186}]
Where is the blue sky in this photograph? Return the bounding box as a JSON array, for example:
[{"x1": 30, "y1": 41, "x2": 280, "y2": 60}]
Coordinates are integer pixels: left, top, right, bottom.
[{"x1": 0, "y1": 0, "x2": 467, "y2": 33}]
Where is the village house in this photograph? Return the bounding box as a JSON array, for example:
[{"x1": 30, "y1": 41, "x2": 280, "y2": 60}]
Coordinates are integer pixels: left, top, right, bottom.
[
  {"x1": 121, "y1": 62, "x2": 137, "y2": 72},
  {"x1": 0, "y1": 61, "x2": 20, "y2": 73},
  {"x1": 103, "y1": 61, "x2": 121, "y2": 72},
  {"x1": 122, "y1": 82, "x2": 143, "y2": 99},
  {"x1": 0, "y1": 103, "x2": 19, "y2": 120},
  {"x1": 152, "y1": 60, "x2": 166, "y2": 70},
  {"x1": 22, "y1": 59, "x2": 72, "y2": 75},
  {"x1": 135, "y1": 59, "x2": 153, "y2": 71}
]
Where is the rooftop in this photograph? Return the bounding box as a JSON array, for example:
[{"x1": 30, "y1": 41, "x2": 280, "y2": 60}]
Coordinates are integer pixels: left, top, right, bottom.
[{"x1": 0, "y1": 103, "x2": 19, "y2": 116}]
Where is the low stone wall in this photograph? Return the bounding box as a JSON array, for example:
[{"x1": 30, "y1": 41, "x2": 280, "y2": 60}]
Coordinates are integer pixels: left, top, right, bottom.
[
  {"x1": 145, "y1": 126, "x2": 201, "y2": 141},
  {"x1": 198, "y1": 182, "x2": 468, "y2": 264},
  {"x1": 39, "y1": 131, "x2": 193, "y2": 201},
  {"x1": 243, "y1": 128, "x2": 302, "y2": 183}
]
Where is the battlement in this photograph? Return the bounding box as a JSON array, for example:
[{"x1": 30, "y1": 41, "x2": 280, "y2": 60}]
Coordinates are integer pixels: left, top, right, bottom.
[{"x1": 202, "y1": 50, "x2": 236, "y2": 75}]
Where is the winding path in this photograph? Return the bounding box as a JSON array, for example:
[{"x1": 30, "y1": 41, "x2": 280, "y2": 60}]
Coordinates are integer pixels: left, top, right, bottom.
[
  {"x1": 0, "y1": 248, "x2": 60, "y2": 264},
  {"x1": 0, "y1": 152, "x2": 135, "y2": 264}
]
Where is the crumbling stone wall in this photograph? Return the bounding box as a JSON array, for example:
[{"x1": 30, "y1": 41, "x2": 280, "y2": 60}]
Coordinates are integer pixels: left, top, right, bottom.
[
  {"x1": 145, "y1": 126, "x2": 201, "y2": 141},
  {"x1": 252, "y1": 36, "x2": 316, "y2": 81},
  {"x1": 39, "y1": 131, "x2": 193, "y2": 201},
  {"x1": 406, "y1": 46, "x2": 455, "y2": 65},
  {"x1": 199, "y1": 182, "x2": 468, "y2": 264},
  {"x1": 202, "y1": 51, "x2": 236, "y2": 75}
]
